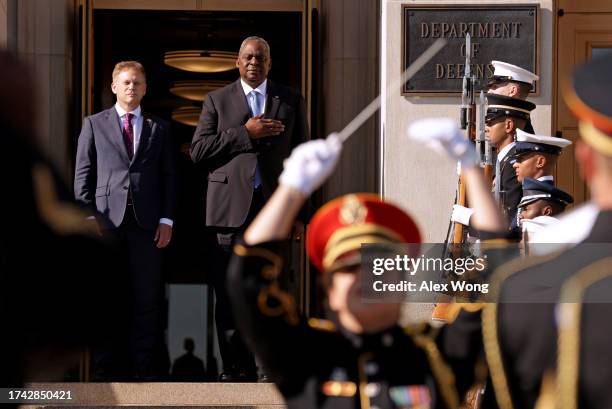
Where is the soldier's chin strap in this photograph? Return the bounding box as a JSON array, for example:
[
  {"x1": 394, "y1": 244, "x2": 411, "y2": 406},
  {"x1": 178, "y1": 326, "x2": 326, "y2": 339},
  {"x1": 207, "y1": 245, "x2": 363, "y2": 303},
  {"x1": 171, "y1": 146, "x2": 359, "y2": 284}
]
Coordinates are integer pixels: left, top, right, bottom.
[{"x1": 336, "y1": 38, "x2": 447, "y2": 143}]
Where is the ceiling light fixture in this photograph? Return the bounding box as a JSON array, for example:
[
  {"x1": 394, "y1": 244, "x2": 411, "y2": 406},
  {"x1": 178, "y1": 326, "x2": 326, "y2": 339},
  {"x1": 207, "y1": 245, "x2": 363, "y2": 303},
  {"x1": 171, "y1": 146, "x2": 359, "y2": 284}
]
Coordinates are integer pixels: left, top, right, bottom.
[
  {"x1": 164, "y1": 50, "x2": 237, "y2": 73},
  {"x1": 169, "y1": 80, "x2": 231, "y2": 101},
  {"x1": 171, "y1": 106, "x2": 202, "y2": 127}
]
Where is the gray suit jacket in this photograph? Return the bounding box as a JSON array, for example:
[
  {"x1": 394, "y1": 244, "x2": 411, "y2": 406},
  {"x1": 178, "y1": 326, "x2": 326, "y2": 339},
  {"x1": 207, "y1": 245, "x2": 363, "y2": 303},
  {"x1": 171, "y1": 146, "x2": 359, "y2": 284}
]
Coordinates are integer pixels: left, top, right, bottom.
[
  {"x1": 74, "y1": 107, "x2": 178, "y2": 230},
  {"x1": 190, "y1": 79, "x2": 308, "y2": 228}
]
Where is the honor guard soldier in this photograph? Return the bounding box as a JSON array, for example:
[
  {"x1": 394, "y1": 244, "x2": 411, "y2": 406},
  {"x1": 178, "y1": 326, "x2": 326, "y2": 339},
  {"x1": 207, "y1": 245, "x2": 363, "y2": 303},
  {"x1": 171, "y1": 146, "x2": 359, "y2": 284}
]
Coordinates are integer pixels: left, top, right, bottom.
[
  {"x1": 485, "y1": 95, "x2": 536, "y2": 228},
  {"x1": 513, "y1": 129, "x2": 572, "y2": 184},
  {"x1": 228, "y1": 135, "x2": 460, "y2": 409},
  {"x1": 451, "y1": 95, "x2": 536, "y2": 231},
  {"x1": 0, "y1": 51, "x2": 118, "y2": 387},
  {"x1": 487, "y1": 60, "x2": 539, "y2": 134},
  {"x1": 483, "y1": 54, "x2": 612, "y2": 409},
  {"x1": 517, "y1": 177, "x2": 574, "y2": 243}
]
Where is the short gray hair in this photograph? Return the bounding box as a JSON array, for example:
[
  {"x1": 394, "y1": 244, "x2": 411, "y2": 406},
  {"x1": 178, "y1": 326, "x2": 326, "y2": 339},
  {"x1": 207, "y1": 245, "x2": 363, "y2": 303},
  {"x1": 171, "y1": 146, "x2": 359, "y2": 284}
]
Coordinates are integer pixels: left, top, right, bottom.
[{"x1": 238, "y1": 36, "x2": 271, "y2": 57}]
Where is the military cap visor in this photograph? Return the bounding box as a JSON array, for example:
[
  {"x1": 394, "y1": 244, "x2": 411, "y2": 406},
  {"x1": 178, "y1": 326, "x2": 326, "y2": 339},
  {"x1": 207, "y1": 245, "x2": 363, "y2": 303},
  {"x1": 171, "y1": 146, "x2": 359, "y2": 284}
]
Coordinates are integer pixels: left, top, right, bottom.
[
  {"x1": 485, "y1": 109, "x2": 530, "y2": 124},
  {"x1": 564, "y1": 54, "x2": 612, "y2": 155},
  {"x1": 487, "y1": 75, "x2": 532, "y2": 88},
  {"x1": 486, "y1": 94, "x2": 535, "y2": 122},
  {"x1": 515, "y1": 129, "x2": 572, "y2": 155},
  {"x1": 519, "y1": 193, "x2": 572, "y2": 208},
  {"x1": 485, "y1": 111, "x2": 507, "y2": 124},
  {"x1": 515, "y1": 142, "x2": 561, "y2": 156},
  {"x1": 518, "y1": 177, "x2": 574, "y2": 208}
]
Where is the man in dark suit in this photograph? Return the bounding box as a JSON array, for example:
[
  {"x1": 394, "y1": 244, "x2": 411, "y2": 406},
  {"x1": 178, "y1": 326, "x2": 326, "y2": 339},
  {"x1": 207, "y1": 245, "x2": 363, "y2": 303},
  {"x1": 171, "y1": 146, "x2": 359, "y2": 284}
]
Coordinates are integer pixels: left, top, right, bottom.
[
  {"x1": 74, "y1": 60, "x2": 178, "y2": 380},
  {"x1": 190, "y1": 36, "x2": 308, "y2": 381}
]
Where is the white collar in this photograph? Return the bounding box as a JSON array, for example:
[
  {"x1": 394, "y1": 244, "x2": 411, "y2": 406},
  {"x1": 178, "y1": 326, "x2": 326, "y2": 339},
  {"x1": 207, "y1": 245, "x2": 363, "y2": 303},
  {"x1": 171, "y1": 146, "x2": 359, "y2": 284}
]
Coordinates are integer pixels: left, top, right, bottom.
[
  {"x1": 530, "y1": 203, "x2": 600, "y2": 253},
  {"x1": 115, "y1": 103, "x2": 141, "y2": 119},
  {"x1": 537, "y1": 175, "x2": 554, "y2": 182},
  {"x1": 523, "y1": 215, "x2": 559, "y2": 229},
  {"x1": 522, "y1": 215, "x2": 560, "y2": 243},
  {"x1": 240, "y1": 79, "x2": 267, "y2": 97},
  {"x1": 497, "y1": 141, "x2": 515, "y2": 162}
]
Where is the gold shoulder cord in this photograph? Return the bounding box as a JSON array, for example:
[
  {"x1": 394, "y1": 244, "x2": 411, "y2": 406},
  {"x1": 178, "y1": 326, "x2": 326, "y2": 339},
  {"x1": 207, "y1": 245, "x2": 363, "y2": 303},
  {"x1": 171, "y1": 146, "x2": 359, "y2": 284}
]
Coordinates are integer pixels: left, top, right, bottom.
[
  {"x1": 233, "y1": 243, "x2": 299, "y2": 325},
  {"x1": 556, "y1": 256, "x2": 612, "y2": 409},
  {"x1": 407, "y1": 326, "x2": 460, "y2": 409},
  {"x1": 233, "y1": 244, "x2": 284, "y2": 280},
  {"x1": 482, "y1": 250, "x2": 565, "y2": 409}
]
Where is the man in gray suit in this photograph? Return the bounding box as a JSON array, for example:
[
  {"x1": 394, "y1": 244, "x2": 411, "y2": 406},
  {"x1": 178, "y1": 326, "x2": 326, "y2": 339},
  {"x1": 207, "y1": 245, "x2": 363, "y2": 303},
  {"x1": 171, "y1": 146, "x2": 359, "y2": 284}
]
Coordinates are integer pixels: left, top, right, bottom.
[
  {"x1": 74, "y1": 60, "x2": 177, "y2": 380},
  {"x1": 190, "y1": 36, "x2": 308, "y2": 381}
]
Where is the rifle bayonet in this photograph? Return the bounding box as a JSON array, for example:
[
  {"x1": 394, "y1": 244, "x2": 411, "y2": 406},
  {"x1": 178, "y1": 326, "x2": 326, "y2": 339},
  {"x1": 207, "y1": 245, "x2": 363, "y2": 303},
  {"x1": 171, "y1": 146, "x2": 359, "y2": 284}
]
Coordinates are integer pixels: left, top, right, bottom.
[{"x1": 460, "y1": 34, "x2": 472, "y2": 130}]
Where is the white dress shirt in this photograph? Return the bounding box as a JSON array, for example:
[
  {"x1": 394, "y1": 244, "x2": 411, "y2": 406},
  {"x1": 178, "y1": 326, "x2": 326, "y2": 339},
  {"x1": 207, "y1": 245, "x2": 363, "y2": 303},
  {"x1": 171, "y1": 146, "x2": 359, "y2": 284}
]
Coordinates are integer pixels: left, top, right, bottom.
[
  {"x1": 240, "y1": 79, "x2": 267, "y2": 188},
  {"x1": 115, "y1": 103, "x2": 143, "y2": 156},
  {"x1": 240, "y1": 79, "x2": 267, "y2": 113}
]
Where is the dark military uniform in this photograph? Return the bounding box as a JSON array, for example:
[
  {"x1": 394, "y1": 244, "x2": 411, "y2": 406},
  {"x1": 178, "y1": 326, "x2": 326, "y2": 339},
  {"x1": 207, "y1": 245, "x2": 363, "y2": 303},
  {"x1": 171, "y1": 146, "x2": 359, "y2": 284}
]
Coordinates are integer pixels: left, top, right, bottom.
[
  {"x1": 227, "y1": 192, "x2": 459, "y2": 409},
  {"x1": 434, "y1": 231, "x2": 523, "y2": 409},
  {"x1": 0, "y1": 116, "x2": 120, "y2": 386},
  {"x1": 227, "y1": 238, "x2": 459, "y2": 409},
  {"x1": 497, "y1": 144, "x2": 522, "y2": 228},
  {"x1": 486, "y1": 94, "x2": 536, "y2": 229},
  {"x1": 0, "y1": 51, "x2": 125, "y2": 392}
]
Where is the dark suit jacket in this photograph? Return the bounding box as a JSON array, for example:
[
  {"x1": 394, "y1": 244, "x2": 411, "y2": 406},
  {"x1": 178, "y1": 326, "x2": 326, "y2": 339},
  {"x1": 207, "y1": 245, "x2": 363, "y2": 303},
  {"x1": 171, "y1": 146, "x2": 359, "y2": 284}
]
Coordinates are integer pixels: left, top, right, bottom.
[
  {"x1": 74, "y1": 107, "x2": 178, "y2": 230},
  {"x1": 190, "y1": 79, "x2": 308, "y2": 228}
]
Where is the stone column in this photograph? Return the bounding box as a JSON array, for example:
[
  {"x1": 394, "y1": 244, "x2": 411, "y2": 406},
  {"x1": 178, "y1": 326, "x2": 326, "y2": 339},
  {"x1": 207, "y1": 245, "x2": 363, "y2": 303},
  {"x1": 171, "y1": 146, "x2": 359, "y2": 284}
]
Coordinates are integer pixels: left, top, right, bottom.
[
  {"x1": 14, "y1": 0, "x2": 75, "y2": 178},
  {"x1": 0, "y1": 0, "x2": 7, "y2": 48},
  {"x1": 319, "y1": 0, "x2": 380, "y2": 199}
]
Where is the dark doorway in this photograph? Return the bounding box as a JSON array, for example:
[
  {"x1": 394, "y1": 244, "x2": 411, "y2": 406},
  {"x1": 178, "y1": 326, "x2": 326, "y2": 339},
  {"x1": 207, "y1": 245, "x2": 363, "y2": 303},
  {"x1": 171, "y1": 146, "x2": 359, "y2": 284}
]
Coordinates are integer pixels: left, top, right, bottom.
[
  {"x1": 92, "y1": 9, "x2": 302, "y2": 283},
  {"x1": 90, "y1": 8, "x2": 303, "y2": 381}
]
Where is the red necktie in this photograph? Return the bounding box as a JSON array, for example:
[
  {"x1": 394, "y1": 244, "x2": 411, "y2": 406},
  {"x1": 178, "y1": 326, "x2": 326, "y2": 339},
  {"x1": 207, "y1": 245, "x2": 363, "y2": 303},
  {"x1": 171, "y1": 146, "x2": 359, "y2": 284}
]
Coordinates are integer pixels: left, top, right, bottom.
[{"x1": 122, "y1": 113, "x2": 134, "y2": 160}]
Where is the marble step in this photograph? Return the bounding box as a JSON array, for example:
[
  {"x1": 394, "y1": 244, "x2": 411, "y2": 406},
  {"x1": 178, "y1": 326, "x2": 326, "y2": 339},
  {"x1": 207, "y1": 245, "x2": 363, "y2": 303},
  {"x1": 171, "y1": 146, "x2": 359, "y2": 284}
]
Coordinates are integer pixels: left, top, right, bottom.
[{"x1": 18, "y1": 382, "x2": 286, "y2": 408}]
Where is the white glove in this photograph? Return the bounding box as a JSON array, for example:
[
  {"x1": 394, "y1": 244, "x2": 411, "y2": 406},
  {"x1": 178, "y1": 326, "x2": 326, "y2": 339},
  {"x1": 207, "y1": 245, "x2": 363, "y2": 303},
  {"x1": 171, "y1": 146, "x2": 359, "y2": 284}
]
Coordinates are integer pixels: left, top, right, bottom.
[
  {"x1": 279, "y1": 133, "x2": 342, "y2": 196},
  {"x1": 406, "y1": 117, "x2": 478, "y2": 167},
  {"x1": 451, "y1": 204, "x2": 474, "y2": 226}
]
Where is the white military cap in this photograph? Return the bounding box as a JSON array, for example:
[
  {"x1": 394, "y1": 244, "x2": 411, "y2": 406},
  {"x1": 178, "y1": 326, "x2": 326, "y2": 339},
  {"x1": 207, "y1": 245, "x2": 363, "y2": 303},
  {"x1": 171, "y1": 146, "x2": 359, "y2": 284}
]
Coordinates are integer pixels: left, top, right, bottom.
[
  {"x1": 515, "y1": 129, "x2": 572, "y2": 155},
  {"x1": 490, "y1": 60, "x2": 539, "y2": 86}
]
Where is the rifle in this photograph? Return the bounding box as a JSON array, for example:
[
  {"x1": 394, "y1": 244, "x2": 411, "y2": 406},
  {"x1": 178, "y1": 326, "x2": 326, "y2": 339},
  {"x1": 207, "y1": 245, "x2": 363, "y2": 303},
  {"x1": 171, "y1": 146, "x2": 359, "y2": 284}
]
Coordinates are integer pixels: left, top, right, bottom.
[
  {"x1": 435, "y1": 34, "x2": 478, "y2": 323},
  {"x1": 451, "y1": 33, "x2": 477, "y2": 245},
  {"x1": 475, "y1": 91, "x2": 495, "y2": 187}
]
